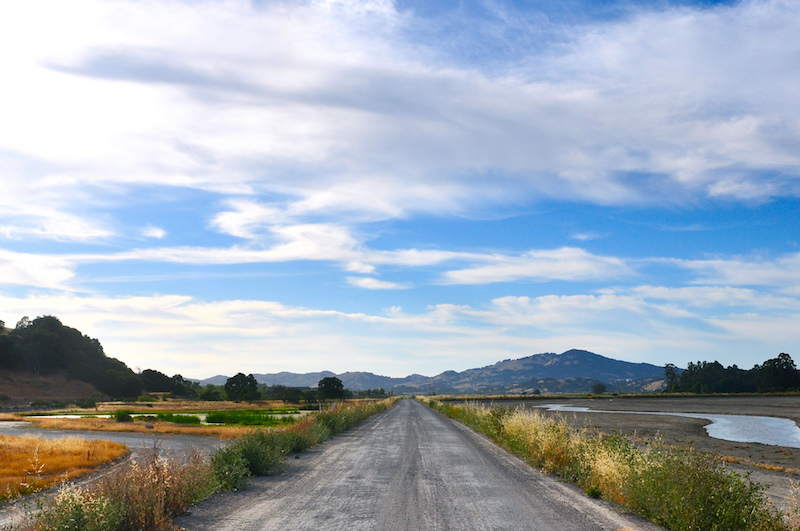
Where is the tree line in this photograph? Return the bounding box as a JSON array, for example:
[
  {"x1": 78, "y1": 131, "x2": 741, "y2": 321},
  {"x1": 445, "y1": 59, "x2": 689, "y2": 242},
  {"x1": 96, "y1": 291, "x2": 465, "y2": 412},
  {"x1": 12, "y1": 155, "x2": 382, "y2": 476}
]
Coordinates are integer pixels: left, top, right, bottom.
[
  {"x1": 0, "y1": 315, "x2": 388, "y2": 401},
  {"x1": 664, "y1": 352, "x2": 800, "y2": 393}
]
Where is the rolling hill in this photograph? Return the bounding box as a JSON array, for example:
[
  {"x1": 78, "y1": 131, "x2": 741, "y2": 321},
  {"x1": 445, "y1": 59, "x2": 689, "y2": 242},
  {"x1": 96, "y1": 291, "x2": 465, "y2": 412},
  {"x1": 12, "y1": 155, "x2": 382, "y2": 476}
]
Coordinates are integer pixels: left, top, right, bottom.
[{"x1": 201, "y1": 350, "x2": 667, "y2": 394}]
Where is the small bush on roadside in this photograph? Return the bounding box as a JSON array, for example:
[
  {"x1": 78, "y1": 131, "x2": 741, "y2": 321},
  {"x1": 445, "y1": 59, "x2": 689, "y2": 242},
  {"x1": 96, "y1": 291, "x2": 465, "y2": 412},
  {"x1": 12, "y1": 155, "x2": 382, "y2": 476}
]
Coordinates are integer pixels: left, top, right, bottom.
[
  {"x1": 34, "y1": 485, "x2": 125, "y2": 531},
  {"x1": 624, "y1": 444, "x2": 783, "y2": 531},
  {"x1": 210, "y1": 446, "x2": 251, "y2": 492},
  {"x1": 230, "y1": 430, "x2": 290, "y2": 476},
  {"x1": 93, "y1": 448, "x2": 216, "y2": 531}
]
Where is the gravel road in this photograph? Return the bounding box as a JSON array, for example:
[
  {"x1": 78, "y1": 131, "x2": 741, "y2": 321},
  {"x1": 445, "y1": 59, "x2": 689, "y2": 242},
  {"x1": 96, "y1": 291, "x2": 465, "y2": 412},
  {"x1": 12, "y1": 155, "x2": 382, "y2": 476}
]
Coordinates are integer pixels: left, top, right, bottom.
[{"x1": 177, "y1": 399, "x2": 662, "y2": 531}]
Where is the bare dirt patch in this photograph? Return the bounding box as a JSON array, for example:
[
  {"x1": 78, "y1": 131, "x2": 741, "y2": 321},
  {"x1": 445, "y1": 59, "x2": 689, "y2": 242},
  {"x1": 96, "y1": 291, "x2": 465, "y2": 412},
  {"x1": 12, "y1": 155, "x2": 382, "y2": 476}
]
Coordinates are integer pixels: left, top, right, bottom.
[{"x1": 0, "y1": 371, "x2": 100, "y2": 403}]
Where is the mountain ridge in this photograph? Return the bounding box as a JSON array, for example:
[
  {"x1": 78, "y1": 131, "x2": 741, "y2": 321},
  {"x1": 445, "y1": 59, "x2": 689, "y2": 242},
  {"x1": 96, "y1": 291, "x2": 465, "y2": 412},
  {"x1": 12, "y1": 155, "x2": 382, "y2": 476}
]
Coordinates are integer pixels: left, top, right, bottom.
[{"x1": 200, "y1": 349, "x2": 666, "y2": 394}]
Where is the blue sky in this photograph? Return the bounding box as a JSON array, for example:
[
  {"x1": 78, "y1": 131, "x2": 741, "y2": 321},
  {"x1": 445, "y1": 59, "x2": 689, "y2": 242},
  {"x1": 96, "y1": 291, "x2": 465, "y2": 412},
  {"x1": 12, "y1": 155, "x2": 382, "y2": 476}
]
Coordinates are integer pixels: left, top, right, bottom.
[{"x1": 1, "y1": 0, "x2": 799, "y2": 378}]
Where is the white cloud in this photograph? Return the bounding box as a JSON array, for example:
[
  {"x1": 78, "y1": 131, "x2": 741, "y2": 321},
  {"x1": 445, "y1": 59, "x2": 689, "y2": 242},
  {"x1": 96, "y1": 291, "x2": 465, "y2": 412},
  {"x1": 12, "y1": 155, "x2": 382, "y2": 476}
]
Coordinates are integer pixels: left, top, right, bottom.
[
  {"x1": 442, "y1": 247, "x2": 631, "y2": 284},
  {"x1": 0, "y1": 279, "x2": 797, "y2": 377},
  {"x1": 571, "y1": 232, "x2": 604, "y2": 241},
  {"x1": 676, "y1": 252, "x2": 800, "y2": 289},
  {"x1": 0, "y1": 249, "x2": 75, "y2": 289},
  {"x1": 347, "y1": 276, "x2": 408, "y2": 290},
  {"x1": 2, "y1": 0, "x2": 800, "y2": 243},
  {"x1": 141, "y1": 226, "x2": 167, "y2": 239},
  {"x1": 630, "y1": 285, "x2": 800, "y2": 310}
]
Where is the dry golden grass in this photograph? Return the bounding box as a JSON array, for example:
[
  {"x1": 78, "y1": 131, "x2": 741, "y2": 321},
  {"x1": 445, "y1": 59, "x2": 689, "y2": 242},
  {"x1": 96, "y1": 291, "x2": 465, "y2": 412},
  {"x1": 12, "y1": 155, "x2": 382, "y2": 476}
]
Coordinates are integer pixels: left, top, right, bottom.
[
  {"x1": 720, "y1": 455, "x2": 800, "y2": 475},
  {"x1": 0, "y1": 435, "x2": 129, "y2": 501},
  {"x1": 24, "y1": 417, "x2": 251, "y2": 439}
]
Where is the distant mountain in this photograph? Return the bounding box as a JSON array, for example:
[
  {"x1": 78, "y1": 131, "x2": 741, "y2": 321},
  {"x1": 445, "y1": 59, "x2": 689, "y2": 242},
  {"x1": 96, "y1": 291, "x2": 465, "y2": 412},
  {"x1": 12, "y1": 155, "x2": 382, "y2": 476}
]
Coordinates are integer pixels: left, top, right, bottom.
[{"x1": 201, "y1": 350, "x2": 666, "y2": 394}]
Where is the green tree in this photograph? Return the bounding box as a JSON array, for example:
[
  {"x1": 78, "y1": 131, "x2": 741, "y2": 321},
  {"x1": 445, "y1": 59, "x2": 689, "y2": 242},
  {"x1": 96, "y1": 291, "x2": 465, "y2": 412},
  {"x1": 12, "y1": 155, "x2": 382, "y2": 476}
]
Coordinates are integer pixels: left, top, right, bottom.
[
  {"x1": 591, "y1": 382, "x2": 607, "y2": 394},
  {"x1": 318, "y1": 376, "x2": 345, "y2": 400},
  {"x1": 140, "y1": 369, "x2": 175, "y2": 392},
  {"x1": 756, "y1": 353, "x2": 800, "y2": 392},
  {"x1": 225, "y1": 373, "x2": 259, "y2": 402},
  {"x1": 663, "y1": 363, "x2": 680, "y2": 392},
  {"x1": 200, "y1": 384, "x2": 226, "y2": 401}
]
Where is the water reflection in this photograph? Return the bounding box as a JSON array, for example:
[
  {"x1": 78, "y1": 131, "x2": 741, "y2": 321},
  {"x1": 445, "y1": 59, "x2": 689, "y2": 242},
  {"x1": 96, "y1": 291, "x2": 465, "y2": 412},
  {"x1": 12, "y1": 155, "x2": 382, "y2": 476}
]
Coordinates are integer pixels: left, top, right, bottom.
[{"x1": 536, "y1": 404, "x2": 800, "y2": 448}]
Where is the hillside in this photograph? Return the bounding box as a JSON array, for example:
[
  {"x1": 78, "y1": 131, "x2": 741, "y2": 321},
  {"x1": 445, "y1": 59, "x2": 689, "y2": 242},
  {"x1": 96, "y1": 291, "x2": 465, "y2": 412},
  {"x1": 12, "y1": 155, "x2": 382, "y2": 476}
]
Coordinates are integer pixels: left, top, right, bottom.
[
  {"x1": 0, "y1": 370, "x2": 100, "y2": 403},
  {"x1": 0, "y1": 315, "x2": 142, "y2": 401},
  {"x1": 202, "y1": 350, "x2": 666, "y2": 394}
]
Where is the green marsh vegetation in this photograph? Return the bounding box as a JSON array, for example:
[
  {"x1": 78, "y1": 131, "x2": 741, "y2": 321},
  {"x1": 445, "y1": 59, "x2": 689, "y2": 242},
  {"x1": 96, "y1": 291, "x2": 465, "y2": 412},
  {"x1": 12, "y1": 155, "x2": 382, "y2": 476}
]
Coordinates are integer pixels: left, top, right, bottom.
[
  {"x1": 423, "y1": 398, "x2": 791, "y2": 531},
  {"x1": 204, "y1": 409, "x2": 299, "y2": 426}
]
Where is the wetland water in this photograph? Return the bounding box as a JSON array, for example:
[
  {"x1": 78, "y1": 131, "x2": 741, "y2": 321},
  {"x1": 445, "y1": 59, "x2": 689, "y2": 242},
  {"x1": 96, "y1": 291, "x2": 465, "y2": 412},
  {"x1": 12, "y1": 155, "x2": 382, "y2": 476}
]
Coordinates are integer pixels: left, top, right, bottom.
[{"x1": 537, "y1": 404, "x2": 800, "y2": 448}]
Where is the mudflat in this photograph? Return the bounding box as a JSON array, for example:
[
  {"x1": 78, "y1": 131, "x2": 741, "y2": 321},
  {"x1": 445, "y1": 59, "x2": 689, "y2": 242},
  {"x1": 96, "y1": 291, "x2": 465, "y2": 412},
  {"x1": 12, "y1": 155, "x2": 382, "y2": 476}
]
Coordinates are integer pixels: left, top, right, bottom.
[{"x1": 476, "y1": 395, "x2": 800, "y2": 511}]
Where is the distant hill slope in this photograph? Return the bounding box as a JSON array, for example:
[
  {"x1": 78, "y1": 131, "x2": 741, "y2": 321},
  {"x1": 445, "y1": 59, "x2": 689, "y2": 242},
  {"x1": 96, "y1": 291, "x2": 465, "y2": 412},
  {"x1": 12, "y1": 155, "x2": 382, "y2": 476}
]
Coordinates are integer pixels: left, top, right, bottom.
[
  {"x1": 0, "y1": 370, "x2": 100, "y2": 402},
  {"x1": 202, "y1": 350, "x2": 666, "y2": 394}
]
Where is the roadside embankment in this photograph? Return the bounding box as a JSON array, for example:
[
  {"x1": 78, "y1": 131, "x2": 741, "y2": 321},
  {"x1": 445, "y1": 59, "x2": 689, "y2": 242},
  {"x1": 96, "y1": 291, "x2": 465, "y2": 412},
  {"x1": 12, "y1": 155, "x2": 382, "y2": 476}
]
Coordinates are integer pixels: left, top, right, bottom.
[{"x1": 422, "y1": 397, "x2": 794, "y2": 531}]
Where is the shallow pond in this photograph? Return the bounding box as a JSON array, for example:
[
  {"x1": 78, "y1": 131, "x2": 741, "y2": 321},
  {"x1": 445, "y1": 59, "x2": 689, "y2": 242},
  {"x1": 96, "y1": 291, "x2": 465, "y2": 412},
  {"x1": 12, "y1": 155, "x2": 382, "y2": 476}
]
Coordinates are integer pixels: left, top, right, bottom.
[{"x1": 537, "y1": 404, "x2": 800, "y2": 448}]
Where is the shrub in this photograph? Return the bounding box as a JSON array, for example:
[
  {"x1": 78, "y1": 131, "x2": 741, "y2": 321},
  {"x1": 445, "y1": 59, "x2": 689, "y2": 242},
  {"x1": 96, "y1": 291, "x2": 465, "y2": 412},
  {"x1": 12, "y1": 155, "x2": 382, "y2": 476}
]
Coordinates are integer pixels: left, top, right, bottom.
[
  {"x1": 113, "y1": 410, "x2": 133, "y2": 423},
  {"x1": 229, "y1": 430, "x2": 290, "y2": 476},
  {"x1": 210, "y1": 446, "x2": 251, "y2": 492},
  {"x1": 75, "y1": 398, "x2": 97, "y2": 409},
  {"x1": 136, "y1": 395, "x2": 158, "y2": 403},
  {"x1": 624, "y1": 444, "x2": 783, "y2": 531},
  {"x1": 34, "y1": 485, "x2": 125, "y2": 531},
  {"x1": 94, "y1": 448, "x2": 216, "y2": 530}
]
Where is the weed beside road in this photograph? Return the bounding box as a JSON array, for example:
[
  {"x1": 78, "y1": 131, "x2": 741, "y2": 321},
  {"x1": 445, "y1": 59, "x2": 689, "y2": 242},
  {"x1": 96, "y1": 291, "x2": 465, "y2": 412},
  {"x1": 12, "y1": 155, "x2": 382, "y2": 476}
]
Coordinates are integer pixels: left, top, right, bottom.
[{"x1": 423, "y1": 398, "x2": 790, "y2": 531}]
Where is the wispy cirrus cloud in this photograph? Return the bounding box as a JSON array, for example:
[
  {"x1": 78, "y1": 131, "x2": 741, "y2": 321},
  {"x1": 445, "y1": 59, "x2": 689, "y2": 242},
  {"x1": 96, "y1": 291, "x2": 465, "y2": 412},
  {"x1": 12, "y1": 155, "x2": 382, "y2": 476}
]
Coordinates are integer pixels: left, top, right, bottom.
[
  {"x1": 675, "y1": 252, "x2": 800, "y2": 289},
  {"x1": 441, "y1": 247, "x2": 632, "y2": 285},
  {"x1": 0, "y1": 250, "x2": 75, "y2": 290},
  {"x1": 347, "y1": 277, "x2": 409, "y2": 290}
]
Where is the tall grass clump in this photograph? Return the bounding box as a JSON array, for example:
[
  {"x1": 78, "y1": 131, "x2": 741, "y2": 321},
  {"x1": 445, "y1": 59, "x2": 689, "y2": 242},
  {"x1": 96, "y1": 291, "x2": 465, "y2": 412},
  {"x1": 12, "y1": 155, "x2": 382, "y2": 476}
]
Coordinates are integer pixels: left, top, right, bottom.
[
  {"x1": 93, "y1": 449, "x2": 217, "y2": 530},
  {"x1": 31, "y1": 485, "x2": 125, "y2": 531},
  {"x1": 423, "y1": 398, "x2": 785, "y2": 531}
]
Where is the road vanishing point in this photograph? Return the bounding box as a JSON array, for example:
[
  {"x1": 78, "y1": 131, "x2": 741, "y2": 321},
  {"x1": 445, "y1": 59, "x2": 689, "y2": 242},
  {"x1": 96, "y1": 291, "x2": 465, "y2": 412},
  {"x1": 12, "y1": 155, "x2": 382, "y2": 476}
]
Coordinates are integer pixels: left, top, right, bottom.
[{"x1": 177, "y1": 399, "x2": 664, "y2": 531}]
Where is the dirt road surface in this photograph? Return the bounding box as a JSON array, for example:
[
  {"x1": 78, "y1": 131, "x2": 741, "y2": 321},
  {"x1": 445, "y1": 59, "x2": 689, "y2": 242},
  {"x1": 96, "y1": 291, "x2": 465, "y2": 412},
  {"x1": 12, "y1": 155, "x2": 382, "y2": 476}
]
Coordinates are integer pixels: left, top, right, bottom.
[{"x1": 177, "y1": 399, "x2": 661, "y2": 531}]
